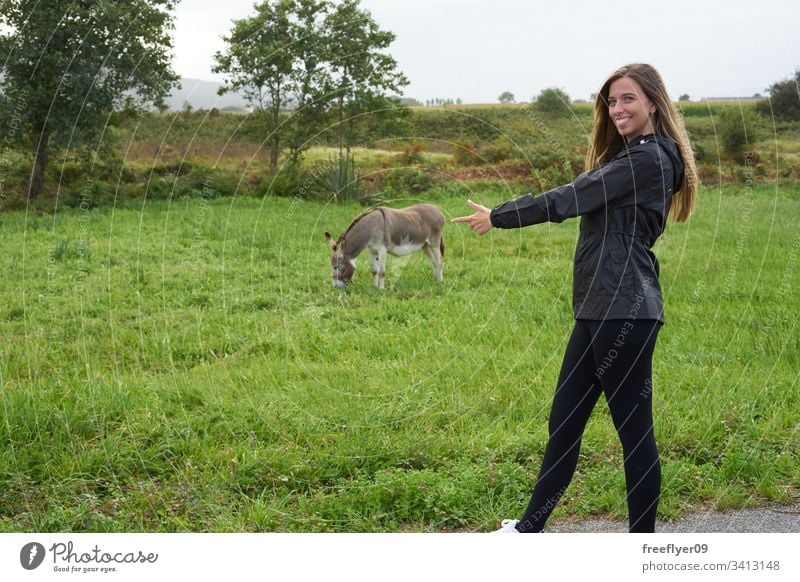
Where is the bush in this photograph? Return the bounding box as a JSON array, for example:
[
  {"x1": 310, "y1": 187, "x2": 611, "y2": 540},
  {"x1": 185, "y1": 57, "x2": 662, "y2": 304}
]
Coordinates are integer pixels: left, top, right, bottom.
[
  {"x1": 717, "y1": 108, "x2": 761, "y2": 160},
  {"x1": 258, "y1": 165, "x2": 309, "y2": 199},
  {"x1": 451, "y1": 139, "x2": 480, "y2": 166},
  {"x1": 397, "y1": 141, "x2": 425, "y2": 165},
  {"x1": 532, "y1": 165, "x2": 575, "y2": 191},
  {"x1": 692, "y1": 142, "x2": 706, "y2": 162},
  {"x1": 142, "y1": 175, "x2": 174, "y2": 200},
  {"x1": 526, "y1": 144, "x2": 583, "y2": 176},
  {"x1": 377, "y1": 167, "x2": 435, "y2": 197},
  {"x1": 55, "y1": 160, "x2": 86, "y2": 186},
  {"x1": 533, "y1": 87, "x2": 572, "y2": 114},
  {"x1": 482, "y1": 140, "x2": 517, "y2": 164},
  {"x1": 0, "y1": 149, "x2": 31, "y2": 210},
  {"x1": 181, "y1": 166, "x2": 216, "y2": 193},
  {"x1": 755, "y1": 71, "x2": 800, "y2": 121},
  {"x1": 154, "y1": 158, "x2": 193, "y2": 177},
  {"x1": 64, "y1": 181, "x2": 115, "y2": 209}
]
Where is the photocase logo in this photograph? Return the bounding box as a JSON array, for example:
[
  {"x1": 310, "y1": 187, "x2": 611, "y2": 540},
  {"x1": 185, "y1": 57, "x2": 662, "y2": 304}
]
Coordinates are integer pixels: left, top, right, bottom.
[{"x1": 20, "y1": 542, "x2": 46, "y2": 570}]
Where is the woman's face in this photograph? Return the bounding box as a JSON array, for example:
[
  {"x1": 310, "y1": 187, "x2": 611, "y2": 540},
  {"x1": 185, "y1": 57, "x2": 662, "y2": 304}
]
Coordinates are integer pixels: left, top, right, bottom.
[{"x1": 607, "y1": 77, "x2": 656, "y2": 141}]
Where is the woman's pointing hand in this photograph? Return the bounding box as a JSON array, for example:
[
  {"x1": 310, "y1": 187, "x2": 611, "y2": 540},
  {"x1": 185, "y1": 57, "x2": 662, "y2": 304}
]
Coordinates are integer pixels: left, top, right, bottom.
[{"x1": 451, "y1": 199, "x2": 493, "y2": 235}]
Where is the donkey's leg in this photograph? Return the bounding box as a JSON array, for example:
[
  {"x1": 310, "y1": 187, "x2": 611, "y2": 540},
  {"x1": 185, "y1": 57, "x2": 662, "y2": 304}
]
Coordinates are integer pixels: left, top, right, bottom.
[
  {"x1": 377, "y1": 247, "x2": 387, "y2": 290},
  {"x1": 369, "y1": 250, "x2": 381, "y2": 288},
  {"x1": 424, "y1": 237, "x2": 444, "y2": 282}
]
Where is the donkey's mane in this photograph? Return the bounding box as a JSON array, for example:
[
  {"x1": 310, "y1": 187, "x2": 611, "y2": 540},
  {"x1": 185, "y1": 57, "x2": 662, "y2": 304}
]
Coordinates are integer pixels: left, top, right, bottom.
[{"x1": 338, "y1": 207, "x2": 380, "y2": 244}]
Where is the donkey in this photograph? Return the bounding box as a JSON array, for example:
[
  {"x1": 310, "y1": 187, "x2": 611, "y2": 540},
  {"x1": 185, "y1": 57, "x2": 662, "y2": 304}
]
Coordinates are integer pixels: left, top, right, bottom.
[{"x1": 325, "y1": 204, "x2": 445, "y2": 289}]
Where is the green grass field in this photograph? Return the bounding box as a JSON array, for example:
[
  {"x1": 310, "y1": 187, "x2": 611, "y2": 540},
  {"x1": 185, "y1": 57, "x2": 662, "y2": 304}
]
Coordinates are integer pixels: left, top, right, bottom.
[{"x1": 1, "y1": 182, "x2": 798, "y2": 532}]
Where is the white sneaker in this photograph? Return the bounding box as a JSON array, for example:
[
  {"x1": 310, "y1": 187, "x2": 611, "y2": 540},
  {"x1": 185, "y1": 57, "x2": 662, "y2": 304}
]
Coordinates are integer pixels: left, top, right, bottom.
[{"x1": 492, "y1": 519, "x2": 520, "y2": 533}]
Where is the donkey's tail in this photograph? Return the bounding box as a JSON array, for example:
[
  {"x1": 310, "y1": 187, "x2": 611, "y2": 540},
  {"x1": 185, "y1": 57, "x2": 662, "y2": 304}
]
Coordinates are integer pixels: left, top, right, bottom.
[{"x1": 440, "y1": 235, "x2": 445, "y2": 260}]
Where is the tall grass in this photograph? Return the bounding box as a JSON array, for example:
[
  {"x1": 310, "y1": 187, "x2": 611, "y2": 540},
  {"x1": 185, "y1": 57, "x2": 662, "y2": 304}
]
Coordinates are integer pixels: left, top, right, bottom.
[{"x1": 0, "y1": 182, "x2": 798, "y2": 531}]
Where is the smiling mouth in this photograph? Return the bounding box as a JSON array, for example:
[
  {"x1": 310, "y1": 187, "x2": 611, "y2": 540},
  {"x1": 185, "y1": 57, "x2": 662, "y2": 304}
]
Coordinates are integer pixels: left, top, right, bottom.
[{"x1": 615, "y1": 116, "x2": 632, "y2": 126}]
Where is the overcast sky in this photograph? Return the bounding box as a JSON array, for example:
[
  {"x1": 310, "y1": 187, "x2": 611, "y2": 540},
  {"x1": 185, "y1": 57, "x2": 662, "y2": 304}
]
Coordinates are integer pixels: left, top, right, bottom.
[{"x1": 173, "y1": 0, "x2": 799, "y2": 103}]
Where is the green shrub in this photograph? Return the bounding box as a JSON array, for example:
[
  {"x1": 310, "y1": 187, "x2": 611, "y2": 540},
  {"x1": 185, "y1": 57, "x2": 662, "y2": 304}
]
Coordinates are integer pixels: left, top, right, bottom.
[
  {"x1": 0, "y1": 149, "x2": 30, "y2": 210},
  {"x1": 397, "y1": 141, "x2": 425, "y2": 165},
  {"x1": 532, "y1": 165, "x2": 575, "y2": 191},
  {"x1": 755, "y1": 71, "x2": 800, "y2": 121},
  {"x1": 143, "y1": 175, "x2": 174, "y2": 200},
  {"x1": 55, "y1": 160, "x2": 85, "y2": 186},
  {"x1": 692, "y1": 142, "x2": 706, "y2": 162},
  {"x1": 178, "y1": 167, "x2": 212, "y2": 193},
  {"x1": 717, "y1": 108, "x2": 760, "y2": 160},
  {"x1": 451, "y1": 139, "x2": 480, "y2": 166},
  {"x1": 64, "y1": 181, "x2": 115, "y2": 208},
  {"x1": 378, "y1": 167, "x2": 435, "y2": 197},
  {"x1": 482, "y1": 140, "x2": 517, "y2": 164},
  {"x1": 154, "y1": 159, "x2": 193, "y2": 177},
  {"x1": 259, "y1": 168, "x2": 308, "y2": 199},
  {"x1": 533, "y1": 87, "x2": 572, "y2": 114},
  {"x1": 526, "y1": 144, "x2": 583, "y2": 176},
  {"x1": 208, "y1": 171, "x2": 243, "y2": 197}
]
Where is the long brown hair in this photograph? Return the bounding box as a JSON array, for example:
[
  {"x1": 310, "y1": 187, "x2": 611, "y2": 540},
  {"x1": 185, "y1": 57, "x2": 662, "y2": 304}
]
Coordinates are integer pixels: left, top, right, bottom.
[{"x1": 586, "y1": 63, "x2": 698, "y2": 223}]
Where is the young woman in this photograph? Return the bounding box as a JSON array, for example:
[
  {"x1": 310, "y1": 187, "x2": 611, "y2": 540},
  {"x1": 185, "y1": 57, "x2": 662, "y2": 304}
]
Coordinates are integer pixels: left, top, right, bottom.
[{"x1": 452, "y1": 63, "x2": 697, "y2": 533}]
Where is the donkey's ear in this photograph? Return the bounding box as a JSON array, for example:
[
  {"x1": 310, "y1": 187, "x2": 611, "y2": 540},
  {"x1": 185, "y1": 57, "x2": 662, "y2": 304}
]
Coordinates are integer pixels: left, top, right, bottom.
[{"x1": 324, "y1": 232, "x2": 337, "y2": 251}]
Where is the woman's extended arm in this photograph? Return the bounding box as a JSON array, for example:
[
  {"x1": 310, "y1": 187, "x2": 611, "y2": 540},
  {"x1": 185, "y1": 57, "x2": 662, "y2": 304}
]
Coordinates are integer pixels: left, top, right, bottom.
[{"x1": 490, "y1": 146, "x2": 658, "y2": 229}]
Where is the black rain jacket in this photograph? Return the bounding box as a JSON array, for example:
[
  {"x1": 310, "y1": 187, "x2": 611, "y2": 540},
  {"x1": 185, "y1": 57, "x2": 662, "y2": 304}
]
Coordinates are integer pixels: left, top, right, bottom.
[{"x1": 490, "y1": 134, "x2": 684, "y2": 322}]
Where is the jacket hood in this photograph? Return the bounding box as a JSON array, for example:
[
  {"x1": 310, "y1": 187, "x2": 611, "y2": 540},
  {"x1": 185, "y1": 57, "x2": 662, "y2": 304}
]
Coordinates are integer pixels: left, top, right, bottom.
[{"x1": 653, "y1": 135, "x2": 685, "y2": 191}]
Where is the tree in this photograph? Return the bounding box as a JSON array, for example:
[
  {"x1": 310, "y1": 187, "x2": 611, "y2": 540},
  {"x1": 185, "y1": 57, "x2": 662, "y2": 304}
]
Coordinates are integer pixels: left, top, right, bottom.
[
  {"x1": 533, "y1": 87, "x2": 571, "y2": 114},
  {"x1": 214, "y1": 0, "x2": 407, "y2": 171},
  {"x1": 322, "y1": 0, "x2": 408, "y2": 158},
  {"x1": 679, "y1": 94, "x2": 691, "y2": 102},
  {"x1": 755, "y1": 70, "x2": 800, "y2": 121},
  {"x1": 498, "y1": 91, "x2": 515, "y2": 104},
  {"x1": 213, "y1": 0, "x2": 321, "y2": 173},
  {"x1": 0, "y1": 0, "x2": 179, "y2": 200}
]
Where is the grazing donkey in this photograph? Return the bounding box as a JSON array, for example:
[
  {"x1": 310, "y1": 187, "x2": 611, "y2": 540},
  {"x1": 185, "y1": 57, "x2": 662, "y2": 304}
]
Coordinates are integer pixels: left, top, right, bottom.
[{"x1": 325, "y1": 204, "x2": 445, "y2": 289}]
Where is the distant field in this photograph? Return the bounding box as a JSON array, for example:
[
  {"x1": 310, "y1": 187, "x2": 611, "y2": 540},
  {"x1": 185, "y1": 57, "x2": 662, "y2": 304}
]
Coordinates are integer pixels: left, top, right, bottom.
[
  {"x1": 2, "y1": 100, "x2": 797, "y2": 213},
  {"x1": 1, "y1": 182, "x2": 798, "y2": 532}
]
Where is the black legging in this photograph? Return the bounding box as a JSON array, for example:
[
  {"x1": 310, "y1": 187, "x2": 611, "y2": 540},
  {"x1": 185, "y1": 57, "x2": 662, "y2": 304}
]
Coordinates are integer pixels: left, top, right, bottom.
[{"x1": 516, "y1": 318, "x2": 662, "y2": 533}]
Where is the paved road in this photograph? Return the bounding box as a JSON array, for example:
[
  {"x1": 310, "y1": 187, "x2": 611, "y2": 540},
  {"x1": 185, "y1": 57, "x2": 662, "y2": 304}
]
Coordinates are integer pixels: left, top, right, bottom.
[{"x1": 546, "y1": 502, "x2": 800, "y2": 533}]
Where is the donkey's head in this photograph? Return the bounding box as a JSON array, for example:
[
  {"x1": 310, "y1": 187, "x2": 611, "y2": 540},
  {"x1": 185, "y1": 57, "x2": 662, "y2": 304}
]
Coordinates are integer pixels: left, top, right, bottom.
[{"x1": 325, "y1": 232, "x2": 355, "y2": 288}]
